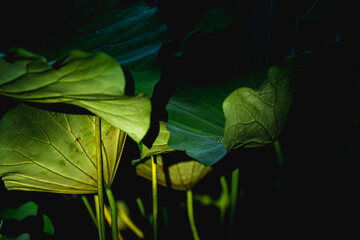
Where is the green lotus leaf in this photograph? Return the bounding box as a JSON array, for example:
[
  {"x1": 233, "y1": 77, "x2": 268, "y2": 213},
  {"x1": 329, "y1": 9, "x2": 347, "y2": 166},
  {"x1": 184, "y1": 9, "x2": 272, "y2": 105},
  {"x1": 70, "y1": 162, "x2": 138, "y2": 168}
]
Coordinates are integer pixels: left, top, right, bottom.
[
  {"x1": 165, "y1": 82, "x2": 230, "y2": 166},
  {"x1": 36, "y1": 0, "x2": 168, "y2": 97},
  {"x1": 0, "y1": 48, "x2": 150, "y2": 143},
  {"x1": 0, "y1": 104, "x2": 125, "y2": 193},
  {"x1": 223, "y1": 63, "x2": 294, "y2": 150},
  {"x1": 133, "y1": 154, "x2": 212, "y2": 191}
]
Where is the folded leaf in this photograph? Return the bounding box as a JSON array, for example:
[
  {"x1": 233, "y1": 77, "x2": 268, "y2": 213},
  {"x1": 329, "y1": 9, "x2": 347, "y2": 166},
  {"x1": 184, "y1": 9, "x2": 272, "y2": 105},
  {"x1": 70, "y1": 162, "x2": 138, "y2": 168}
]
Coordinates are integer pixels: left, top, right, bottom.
[
  {"x1": 0, "y1": 49, "x2": 150, "y2": 143},
  {"x1": 223, "y1": 63, "x2": 294, "y2": 150},
  {"x1": 0, "y1": 104, "x2": 125, "y2": 193},
  {"x1": 141, "y1": 121, "x2": 174, "y2": 158}
]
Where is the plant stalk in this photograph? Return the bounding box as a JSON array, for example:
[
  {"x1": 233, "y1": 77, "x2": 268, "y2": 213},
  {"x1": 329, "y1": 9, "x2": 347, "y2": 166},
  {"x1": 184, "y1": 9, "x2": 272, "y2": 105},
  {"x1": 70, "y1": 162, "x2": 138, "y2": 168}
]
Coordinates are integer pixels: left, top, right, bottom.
[
  {"x1": 229, "y1": 168, "x2": 239, "y2": 239},
  {"x1": 151, "y1": 155, "x2": 158, "y2": 240},
  {"x1": 273, "y1": 140, "x2": 284, "y2": 168},
  {"x1": 187, "y1": 189, "x2": 200, "y2": 240},
  {"x1": 105, "y1": 186, "x2": 119, "y2": 240},
  {"x1": 81, "y1": 195, "x2": 98, "y2": 228},
  {"x1": 95, "y1": 116, "x2": 106, "y2": 240}
]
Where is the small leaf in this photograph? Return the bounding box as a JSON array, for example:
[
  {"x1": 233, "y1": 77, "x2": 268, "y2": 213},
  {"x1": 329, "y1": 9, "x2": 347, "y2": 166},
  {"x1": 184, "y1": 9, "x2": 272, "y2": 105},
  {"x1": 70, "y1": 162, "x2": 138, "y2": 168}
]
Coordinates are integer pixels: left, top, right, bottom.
[
  {"x1": 0, "y1": 202, "x2": 38, "y2": 221},
  {"x1": 42, "y1": 214, "x2": 54, "y2": 236},
  {"x1": 14, "y1": 234, "x2": 31, "y2": 240},
  {"x1": 223, "y1": 63, "x2": 294, "y2": 150},
  {"x1": 134, "y1": 154, "x2": 212, "y2": 191},
  {"x1": 0, "y1": 233, "x2": 31, "y2": 240}
]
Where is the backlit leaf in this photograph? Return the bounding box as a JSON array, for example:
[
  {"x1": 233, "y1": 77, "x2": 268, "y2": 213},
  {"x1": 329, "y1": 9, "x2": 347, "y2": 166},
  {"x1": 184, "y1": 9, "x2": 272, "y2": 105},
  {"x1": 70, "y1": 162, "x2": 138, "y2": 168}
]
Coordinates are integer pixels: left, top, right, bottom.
[
  {"x1": 0, "y1": 48, "x2": 150, "y2": 143},
  {"x1": 0, "y1": 104, "x2": 125, "y2": 193},
  {"x1": 134, "y1": 154, "x2": 211, "y2": 191}
]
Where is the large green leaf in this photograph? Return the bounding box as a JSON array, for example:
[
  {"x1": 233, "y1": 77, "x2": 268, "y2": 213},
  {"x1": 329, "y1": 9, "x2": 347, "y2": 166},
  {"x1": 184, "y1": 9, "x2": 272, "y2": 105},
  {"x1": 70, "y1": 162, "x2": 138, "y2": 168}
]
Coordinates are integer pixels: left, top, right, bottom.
[
  {"x1": 0, "y1": 104, "x2": 125, "y2": 193},
  {"x1": 164, "y1": 60, "x2": 293, "y2": 166},
  {"x1": 223, "y1": 63, "x2": 294, "y2": 150},
  {"x1": 36, "y1": 0, "x2": 168, "y2": 97},
  {"x1": 0, "y1": 48, "x2": 150, "y2": 143},
  {"x1": 165, "y1": 82, "x2": 229, "y2": 166}
]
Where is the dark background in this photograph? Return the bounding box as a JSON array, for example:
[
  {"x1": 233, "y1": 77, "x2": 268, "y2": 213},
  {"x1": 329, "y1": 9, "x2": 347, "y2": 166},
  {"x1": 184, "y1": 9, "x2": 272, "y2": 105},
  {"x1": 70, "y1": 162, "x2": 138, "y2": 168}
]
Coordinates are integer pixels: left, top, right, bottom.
[{"x1": 1, "y1": 0, "x2": 359, "y2": 239}]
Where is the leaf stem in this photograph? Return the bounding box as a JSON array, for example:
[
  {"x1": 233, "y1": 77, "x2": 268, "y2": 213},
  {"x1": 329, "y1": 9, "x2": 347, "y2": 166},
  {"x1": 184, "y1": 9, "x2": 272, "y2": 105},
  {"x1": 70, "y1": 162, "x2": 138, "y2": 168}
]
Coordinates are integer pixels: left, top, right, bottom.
[
  {"x1": 105, "y1": 186, "x2": 119, "y2": 240},
  {"x1": 273, "y1": 140, "x2": 284, "y2": 168},
  {"x1": 95, "y1": 116, "x2": 106, "y2": 240},
  {"x1": 229, "y1": 168, "x2": 239, "y2": 239},
  {"x1": 81, "y1": 195, "x2": 98, "y2": 228},
  {"x1": 151, "y1": 155, "x2": 158, "y2": 240},
  {"x1": 187, "y1": 189, "x2": 200, "y2": 240}
]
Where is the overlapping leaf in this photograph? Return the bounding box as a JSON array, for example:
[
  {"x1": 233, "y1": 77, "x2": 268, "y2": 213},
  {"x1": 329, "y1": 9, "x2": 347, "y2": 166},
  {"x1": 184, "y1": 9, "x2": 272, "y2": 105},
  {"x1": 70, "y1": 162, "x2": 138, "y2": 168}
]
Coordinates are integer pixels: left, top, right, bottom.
[
  {"x1": 161, "y1": 61, "x2": 293, "y2": 166},
  {"x1": 0, "y1": 48, "x2": 150, "y2": 143},
  {"x1": 37, "y1": 0, "x2": 168, "y2": 97},
  {"x1": 0, "y1": 104, "x2": 125, "y2": 193}
]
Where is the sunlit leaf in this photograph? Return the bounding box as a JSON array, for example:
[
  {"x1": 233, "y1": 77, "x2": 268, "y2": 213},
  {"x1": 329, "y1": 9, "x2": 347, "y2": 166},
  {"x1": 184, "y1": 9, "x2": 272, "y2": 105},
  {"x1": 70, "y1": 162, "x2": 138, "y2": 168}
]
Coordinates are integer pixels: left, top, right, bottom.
[
  {"x1": 134, "y1": 154, "x2": 212, "y2": 191},
  {"x1": 0, "y1": 48, "x2": 150, "y2": 143},
  {"x1": 223, "y1": 62, "x2": 294, "y2": 150},
  {"x1": 0, "y1": 104, "x2": 125, "y2": 193}
]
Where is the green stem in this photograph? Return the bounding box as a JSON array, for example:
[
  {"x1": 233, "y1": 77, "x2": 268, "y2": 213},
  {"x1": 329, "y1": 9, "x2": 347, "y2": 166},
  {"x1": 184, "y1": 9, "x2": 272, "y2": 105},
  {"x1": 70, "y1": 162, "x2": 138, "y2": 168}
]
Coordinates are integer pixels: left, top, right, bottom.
[
  {"x1": 187, "y1": 189, "x2": 200, "y2": 240},
  {"x1": 105, "y1": 186, "x2": 119, "y2": 240},
  {"x1": 229, "y1": 168, "x2": 239, "y2": 239},
  {"x1": 95, "y1": 116, "x2": 106, "y2": 240},
  {"x1": 151, "y1": 155, "x2": 158, "y2": 240},
  {"x1": 136, "y1": 198, "x2": 146, "y2": 218},
  {"x1": 81, "y1": 195, "x2": 97, "y2": 228},
  {"x1": 219, "y1": 176, "x2": 229, "y2": 223},
  {"x1": 273, "y1": 140, "x2": 284, "y2": 168}
]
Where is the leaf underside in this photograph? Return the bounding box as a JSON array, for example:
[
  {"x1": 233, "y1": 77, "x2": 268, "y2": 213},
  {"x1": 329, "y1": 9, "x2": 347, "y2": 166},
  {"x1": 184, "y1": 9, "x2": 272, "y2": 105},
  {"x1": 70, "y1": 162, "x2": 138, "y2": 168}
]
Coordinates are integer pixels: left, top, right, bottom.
[
  {"x1": 134, "y1": 154, "x2": 212, "y2": 191},
  {"x1": 0, "y1": 104, "x2": 124, "y2": 193}
]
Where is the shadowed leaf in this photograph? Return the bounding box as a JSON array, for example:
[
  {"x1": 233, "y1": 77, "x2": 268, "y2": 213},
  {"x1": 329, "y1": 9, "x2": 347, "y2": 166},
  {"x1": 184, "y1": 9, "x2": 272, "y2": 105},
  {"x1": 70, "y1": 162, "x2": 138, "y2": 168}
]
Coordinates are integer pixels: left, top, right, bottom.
[{"x1": 223, "y1": 62, "x2": 294, "y2": 150}]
